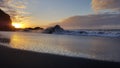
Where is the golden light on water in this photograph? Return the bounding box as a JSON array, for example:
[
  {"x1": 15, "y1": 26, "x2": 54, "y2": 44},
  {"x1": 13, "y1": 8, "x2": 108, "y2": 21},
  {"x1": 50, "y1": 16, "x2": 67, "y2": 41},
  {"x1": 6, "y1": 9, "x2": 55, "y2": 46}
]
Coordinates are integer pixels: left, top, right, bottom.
[{"x1": 12, "y1": 23, "x2": 23, "y2": 28}]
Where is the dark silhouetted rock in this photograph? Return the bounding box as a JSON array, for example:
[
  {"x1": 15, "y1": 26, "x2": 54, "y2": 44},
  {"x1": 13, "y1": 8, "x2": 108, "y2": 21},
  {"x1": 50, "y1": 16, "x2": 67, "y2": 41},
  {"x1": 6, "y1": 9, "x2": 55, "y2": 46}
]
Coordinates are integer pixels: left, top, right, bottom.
[
  {"x1": 23, "y1": 27, "x2": 44, "y2": 32},
  {"x1": 0, "y1": 38, "x2": 10, "y2": 44},
  {"x1": 97, "y1": 32, "x2": 104, "y2": 34},
  {"x1": 34, "y1": 27, "x2": 44, "y2": 30},
  {"x1": 79, "y1": 31, "x2": 88, "y2": 34},
  {"x1": 0, "y1": 9, "x2": 14, "y2": 31},
  {"x1": 23, "y1": 28, "x2": 32, "y2": 32},
  {"x1": 43, "y1": 25, "x2": 64, "y2": 34}
]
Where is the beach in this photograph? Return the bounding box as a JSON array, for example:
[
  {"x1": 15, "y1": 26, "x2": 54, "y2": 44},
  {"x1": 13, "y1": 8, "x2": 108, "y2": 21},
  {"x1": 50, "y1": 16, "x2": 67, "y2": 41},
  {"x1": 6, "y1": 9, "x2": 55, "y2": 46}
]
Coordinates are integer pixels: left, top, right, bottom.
[
  {"x1": 0, "y1": 31, "x2": 120, "y2": 68},
  {"x1": 0, "y1": 0, "x2": 120, "y2": 67},
  {"x1": 0, "y1": 45, "x2": 120, "y2": 68}
]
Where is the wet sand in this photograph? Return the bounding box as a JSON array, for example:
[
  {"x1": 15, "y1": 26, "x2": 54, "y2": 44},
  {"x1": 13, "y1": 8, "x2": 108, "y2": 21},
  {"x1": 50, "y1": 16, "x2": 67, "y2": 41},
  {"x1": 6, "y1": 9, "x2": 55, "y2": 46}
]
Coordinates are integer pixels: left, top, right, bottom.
[{"x1": 0, "y1": 45, "x2": 120, "y2": 68}]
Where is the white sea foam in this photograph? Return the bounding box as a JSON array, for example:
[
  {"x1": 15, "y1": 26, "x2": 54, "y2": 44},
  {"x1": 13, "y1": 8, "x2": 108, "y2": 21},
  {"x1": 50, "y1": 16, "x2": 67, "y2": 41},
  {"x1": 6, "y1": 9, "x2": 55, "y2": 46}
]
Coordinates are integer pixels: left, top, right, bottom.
[{"x1": 53, "y1": 30, "x2": 120, "y2": 37}]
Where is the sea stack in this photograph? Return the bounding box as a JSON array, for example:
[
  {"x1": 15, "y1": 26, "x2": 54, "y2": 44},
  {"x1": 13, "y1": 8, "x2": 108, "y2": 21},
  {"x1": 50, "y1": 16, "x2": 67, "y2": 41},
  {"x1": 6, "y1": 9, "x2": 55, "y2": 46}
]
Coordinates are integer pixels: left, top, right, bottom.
[{"x1": 43, "y1": 25, "x2": 64, "y2": 34}]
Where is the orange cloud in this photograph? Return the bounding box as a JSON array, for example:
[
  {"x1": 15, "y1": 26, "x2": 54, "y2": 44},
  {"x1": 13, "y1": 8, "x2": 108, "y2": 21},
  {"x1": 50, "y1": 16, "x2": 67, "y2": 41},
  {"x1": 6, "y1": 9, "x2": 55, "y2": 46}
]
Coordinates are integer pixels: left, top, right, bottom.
[
  {"x1": 0, "y1": 0, "x2": 30, "y2": 26},
  {"x1": 92, "y1": 0, "x2": 120, "y2": 12}
]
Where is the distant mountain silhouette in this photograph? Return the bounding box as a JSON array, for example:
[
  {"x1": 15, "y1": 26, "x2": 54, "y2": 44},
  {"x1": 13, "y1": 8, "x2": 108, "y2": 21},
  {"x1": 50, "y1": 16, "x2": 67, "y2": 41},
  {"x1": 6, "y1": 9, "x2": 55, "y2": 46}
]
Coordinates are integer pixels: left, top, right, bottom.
[
  {"x1": 23, "y1": 27, "x2": 44, "y2": 32},
  {"x1": 0, "y1": 9, "x2": 14, "y2": 31}
]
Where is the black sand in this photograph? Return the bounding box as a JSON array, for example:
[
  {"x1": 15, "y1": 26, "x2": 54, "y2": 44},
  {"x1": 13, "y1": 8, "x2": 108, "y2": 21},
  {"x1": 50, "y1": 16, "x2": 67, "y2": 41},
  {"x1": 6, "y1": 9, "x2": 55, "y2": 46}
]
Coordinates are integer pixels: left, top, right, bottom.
[{"x1": 0, "y1": 45, "x2": 120, "y2": 68}]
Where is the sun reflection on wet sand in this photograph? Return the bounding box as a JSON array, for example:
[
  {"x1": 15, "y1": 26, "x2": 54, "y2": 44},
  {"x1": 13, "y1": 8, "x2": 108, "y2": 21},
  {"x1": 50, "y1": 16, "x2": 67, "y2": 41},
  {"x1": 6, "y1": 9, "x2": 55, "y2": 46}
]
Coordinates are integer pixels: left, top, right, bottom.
[{"x1": 10, "y1": 34, "x2": 24, "y2": 49}]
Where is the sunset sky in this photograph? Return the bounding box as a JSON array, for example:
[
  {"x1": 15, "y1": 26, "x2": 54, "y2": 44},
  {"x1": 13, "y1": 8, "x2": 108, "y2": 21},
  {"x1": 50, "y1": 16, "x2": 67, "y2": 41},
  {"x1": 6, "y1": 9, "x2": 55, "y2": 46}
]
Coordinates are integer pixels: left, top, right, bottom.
[
  {"x1": 25, "y1": 0, "x2": 92, "y2": 27},
  {"x1": 26, "y1": 0, "x2": 92, "y2": 21},
  {"x1": 0, "y1": 0, "x2": 120, "y2": 29}
]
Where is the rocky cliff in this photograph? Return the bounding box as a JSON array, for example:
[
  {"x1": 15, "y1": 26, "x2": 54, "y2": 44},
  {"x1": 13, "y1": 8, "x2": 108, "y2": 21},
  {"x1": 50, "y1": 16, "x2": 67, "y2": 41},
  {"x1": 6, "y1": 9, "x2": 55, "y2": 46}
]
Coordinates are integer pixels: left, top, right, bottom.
[{"x1": 0, "y1": 9, "x2": 14, "y2": 31}]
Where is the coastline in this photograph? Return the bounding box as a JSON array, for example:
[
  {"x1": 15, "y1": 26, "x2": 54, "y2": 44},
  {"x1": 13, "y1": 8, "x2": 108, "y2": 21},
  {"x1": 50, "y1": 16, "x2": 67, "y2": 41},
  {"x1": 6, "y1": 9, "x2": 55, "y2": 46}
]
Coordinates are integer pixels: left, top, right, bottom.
[{"x1": 0, "y1": 45, "x2": 120, "y2": 68}]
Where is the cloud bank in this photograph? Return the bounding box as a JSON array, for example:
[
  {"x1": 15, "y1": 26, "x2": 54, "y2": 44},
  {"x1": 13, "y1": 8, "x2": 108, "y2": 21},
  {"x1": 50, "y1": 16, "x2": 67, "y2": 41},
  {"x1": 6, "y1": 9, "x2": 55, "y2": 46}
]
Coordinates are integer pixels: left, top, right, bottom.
[
  {"x1": 92, "y1": 0, "x2": 120, "y2": 12},
  {"x1": 52, "y1": 14, "x2": 120, "y2": 29},
  {"x1": 0, "y1": 0, "x2": 29, "y2": 23},
  {"x1": 50, "y1": 0, "x2": 120, "y2": 29}
]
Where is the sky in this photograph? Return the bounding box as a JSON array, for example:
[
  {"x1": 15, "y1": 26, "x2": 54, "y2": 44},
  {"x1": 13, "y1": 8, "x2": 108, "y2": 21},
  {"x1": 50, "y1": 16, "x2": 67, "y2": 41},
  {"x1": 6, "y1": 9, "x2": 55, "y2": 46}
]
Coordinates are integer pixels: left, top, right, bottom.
[
  {"x1": 25, "y1": 0, "x2": 92, "y2": 27},
  {"x1": 0, "y1": 0, "x2": 120, "y2": 29},
  {"x1": 26, "y1": 0, "x2": 92, "y2": 21}
]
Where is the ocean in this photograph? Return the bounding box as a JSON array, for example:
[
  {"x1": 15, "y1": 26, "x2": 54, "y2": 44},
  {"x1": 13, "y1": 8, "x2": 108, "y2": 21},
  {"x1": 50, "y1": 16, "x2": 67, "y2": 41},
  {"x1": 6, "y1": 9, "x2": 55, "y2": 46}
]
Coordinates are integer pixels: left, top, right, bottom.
[{"x1": 0, "y1": 31, "x2": 120, "y2": 62}]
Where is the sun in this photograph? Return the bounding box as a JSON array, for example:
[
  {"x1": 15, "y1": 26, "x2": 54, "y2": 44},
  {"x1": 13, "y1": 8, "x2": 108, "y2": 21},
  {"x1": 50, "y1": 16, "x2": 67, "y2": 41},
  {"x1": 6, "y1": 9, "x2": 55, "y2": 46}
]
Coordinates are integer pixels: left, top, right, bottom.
[{"x1": 12, "y1": 23, "x2": 22, "y2": 28}]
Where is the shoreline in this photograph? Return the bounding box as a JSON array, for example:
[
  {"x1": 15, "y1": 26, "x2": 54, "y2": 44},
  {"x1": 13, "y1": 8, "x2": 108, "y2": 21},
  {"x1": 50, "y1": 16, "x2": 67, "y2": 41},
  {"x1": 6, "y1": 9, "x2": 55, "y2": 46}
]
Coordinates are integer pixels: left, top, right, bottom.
[{"x1": 0, "y1": 45, "x2": 120, "y2": 68}]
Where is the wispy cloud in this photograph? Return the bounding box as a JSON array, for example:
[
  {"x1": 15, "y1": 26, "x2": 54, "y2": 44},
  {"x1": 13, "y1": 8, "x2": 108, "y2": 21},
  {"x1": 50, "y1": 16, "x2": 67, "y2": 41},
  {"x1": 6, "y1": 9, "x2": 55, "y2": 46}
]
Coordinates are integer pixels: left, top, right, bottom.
[
  {"x1": 0, "y1": 0, "x2": 29, "y2": 23},
  {"x1": 92, "y1": 0, "x2": 120, "y2": 12}
]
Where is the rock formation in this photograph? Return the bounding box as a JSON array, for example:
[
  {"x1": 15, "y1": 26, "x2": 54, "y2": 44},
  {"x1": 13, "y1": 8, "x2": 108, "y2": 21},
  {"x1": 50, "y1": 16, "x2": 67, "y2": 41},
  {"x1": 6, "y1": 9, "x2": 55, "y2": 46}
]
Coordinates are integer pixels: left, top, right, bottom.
[
  {"x1": 0, "y1": 9, "x2": 14, "y2": 31},
  {"x1": 43, "y1": 25, "x2": 64, "y2": 34}
]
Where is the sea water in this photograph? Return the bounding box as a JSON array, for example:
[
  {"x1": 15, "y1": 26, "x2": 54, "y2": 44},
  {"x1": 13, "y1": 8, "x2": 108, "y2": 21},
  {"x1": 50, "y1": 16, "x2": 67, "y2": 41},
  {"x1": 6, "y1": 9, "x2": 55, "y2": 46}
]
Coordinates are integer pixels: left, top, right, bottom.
[{"x1": 0, "y1": 31, "x2": 120, "y2": 62}]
